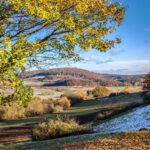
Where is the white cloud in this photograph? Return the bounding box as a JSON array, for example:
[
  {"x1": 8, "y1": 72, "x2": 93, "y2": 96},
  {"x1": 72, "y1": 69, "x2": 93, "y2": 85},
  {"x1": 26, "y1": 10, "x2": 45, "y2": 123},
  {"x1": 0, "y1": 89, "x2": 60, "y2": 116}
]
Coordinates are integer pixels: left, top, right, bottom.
[
  {"x1": 83, "y1": 56, "x2": 113, "y2": 65},
  {"x1": 88, "y1": 60, "x2": 150, "y2": 75},
  {"x1": 95, "y1": 59, "x2": 113, "y2": 65}
]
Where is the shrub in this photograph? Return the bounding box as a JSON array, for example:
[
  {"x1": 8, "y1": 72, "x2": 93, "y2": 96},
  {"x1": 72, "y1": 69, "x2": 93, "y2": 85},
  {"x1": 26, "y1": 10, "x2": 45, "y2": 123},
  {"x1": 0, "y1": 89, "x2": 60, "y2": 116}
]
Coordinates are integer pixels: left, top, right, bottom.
[
  {"x1": 32, "y1": 117, "x2": 90, "y2": 140},
  {"x1": 67, "y1": 92, "x2": 88, "y2": 105},
  {"x1": 92, "y1": 86, "x2": 110, "y2": 97},
  {"x1": 121, "y1": 86, "x2": 129, "y2": 93},
  {"x1": 143, "y1": 73, "x2": 150, "y2": 91},
  {"x1": 69, "y1": 92, "x2": 87, "y2": 100},
  {"x1": 59, "y1": 96, "x2": 71, "y2": 109},
  {"x1": 26, "y1": 97, "x2": 54, "y2": 117},
  {"x1": 144, "y1": 91, "x2": 150, "y2": 103},
  {"x1": 0, "y1": 102, "x2": 25, "y2": 120},
  {"x1": 52, "y1": 105, "x2": 64, "y2": 113},
  {"x1": 25, "y1": 98, "x2": 53, "y2": 117}
]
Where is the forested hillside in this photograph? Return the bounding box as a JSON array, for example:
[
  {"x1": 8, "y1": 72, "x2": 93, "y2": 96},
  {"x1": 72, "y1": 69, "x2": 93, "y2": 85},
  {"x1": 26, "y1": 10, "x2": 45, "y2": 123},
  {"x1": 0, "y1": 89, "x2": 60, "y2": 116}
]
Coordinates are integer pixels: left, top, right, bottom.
[{"x1": 21, "y1": 68, "x2": 143, "y2": 86}]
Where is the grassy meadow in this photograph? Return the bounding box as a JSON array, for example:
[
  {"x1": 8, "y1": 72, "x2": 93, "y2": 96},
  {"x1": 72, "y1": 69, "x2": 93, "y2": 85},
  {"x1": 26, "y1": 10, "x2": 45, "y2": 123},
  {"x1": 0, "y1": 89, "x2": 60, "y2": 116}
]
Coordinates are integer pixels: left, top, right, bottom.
[
  {"x1": 24, "y1": 78, "x2": 142, "y2": 99},
  {"x1": 0, "y1": 71, "x2": 148, "y2": 150}
]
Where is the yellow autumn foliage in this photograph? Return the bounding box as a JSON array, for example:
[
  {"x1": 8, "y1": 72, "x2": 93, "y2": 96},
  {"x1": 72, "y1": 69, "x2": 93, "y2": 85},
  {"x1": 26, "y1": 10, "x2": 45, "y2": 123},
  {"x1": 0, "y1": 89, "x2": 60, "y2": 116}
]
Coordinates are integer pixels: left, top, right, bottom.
[{"x1": 0, "y1": 0, "x2": 125, "y2": 105}]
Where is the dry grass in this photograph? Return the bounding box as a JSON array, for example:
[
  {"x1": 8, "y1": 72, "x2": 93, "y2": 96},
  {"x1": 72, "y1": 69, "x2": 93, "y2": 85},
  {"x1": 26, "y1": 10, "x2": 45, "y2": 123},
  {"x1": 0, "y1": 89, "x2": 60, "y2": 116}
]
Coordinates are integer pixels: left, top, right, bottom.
[
  {"x1": 3, "y1": 78, "x2": 142, "y2": 99},
  {"x1": 25, "y1": 97, "x2": 53, "y2": 117},
  {"x1": 108, "y1": 86, "x2": 142, "y2": 93},
  {"x1": 121, "y1": 86, "x2": 130, "y2": 93},
  {"x1": 51, "y1": 130, "x2": 150, "y2": 150},
  {"x1": 52, "y1": 105, "x2": 64, "y2": 113},
  {"x1": 0, "y1": 97, "x2": 65, "y2": 120},
  {"x1": 35, "y1": 86, "x2": 139, "y2": 102}
]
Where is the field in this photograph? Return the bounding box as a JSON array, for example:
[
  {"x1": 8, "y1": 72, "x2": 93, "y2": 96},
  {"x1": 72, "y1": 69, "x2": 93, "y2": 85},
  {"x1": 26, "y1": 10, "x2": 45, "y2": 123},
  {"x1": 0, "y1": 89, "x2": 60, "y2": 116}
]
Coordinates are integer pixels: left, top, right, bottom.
[
  {"x1": 24, "y1": 78, "x2": 142, "y2": 99},
  {"x1": 31, "y1": 86, "x2": 142, "y2": 99},
  {"x1": 0, "y1": 92, "x2": 145, "y2": 147},
  {"x1": 0, "y1": 69, "x2": 147, "y2": 149}
]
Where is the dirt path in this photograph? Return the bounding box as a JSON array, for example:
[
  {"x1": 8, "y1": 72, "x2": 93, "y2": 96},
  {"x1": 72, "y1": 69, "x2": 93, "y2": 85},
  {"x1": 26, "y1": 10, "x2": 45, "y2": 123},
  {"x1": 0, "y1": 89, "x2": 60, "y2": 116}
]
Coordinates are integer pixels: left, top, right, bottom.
[{"x1": 0, "y1": 124, "x2": 33, "y2": 144}]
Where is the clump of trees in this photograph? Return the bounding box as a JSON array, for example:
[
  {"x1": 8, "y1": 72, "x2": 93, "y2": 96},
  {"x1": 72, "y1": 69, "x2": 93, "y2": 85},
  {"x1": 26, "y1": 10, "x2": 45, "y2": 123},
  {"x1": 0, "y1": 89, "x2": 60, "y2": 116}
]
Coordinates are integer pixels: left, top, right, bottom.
[
  {"x1": 0, "y1": 0, "x2": 125, "y2": 106},
  {"x1": 143, "y1": 73, "x2": 150, "y2": 91}
]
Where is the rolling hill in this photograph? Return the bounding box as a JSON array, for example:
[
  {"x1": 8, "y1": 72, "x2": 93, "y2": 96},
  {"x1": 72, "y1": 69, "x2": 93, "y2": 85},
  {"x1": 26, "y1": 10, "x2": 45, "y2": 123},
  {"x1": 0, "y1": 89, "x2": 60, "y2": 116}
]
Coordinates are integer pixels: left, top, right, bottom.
[{"x1": 21, "y1": 68, "x2": 144, "y2": 87}]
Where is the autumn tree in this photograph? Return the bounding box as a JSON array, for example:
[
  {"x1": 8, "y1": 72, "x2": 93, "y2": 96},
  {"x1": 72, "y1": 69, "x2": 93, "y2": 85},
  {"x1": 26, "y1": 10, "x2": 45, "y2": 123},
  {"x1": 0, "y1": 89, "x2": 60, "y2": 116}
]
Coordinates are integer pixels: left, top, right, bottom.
[{"x1": 0, "y1": 0, "x2": 125, "y2": 105}]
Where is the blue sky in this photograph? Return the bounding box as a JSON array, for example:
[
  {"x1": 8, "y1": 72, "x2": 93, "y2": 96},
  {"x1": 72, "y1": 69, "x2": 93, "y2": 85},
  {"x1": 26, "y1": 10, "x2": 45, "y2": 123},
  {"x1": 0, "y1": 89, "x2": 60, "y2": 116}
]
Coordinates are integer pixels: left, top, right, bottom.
[{"x1": 54, "y1": 0, "x2": 150, "y2": 74}]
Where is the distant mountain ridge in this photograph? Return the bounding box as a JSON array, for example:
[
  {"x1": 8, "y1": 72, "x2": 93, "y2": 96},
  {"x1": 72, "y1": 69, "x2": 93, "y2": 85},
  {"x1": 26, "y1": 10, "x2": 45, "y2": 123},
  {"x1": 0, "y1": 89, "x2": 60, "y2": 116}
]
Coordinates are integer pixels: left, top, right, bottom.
[{"x1": 21, "y1": 68, "x2": 143, "y2": 86}]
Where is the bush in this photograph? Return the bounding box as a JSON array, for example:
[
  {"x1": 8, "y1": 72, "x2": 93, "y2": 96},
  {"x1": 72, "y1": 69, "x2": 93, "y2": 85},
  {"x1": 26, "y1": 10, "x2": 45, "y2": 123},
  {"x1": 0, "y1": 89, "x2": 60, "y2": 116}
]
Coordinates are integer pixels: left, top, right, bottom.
[
  {"x1": 0, "y1": 102, "x2": 25, "y2": 120},
  {"x1": 52, "y1": 105, "x2": 64, "y2": 113},
  {"x1": 32, "y1": 117, "x2": 90, "y2": 140},
  {"x1": 59, "y1": 96, "x2": 71, "y2": 109},
  {"x1": 92, "y1": 86, "x2": 110, "y2": 97},
  {"x1": 68, "y1": 92, "x2": 88, "y2": 105},
  {"x1": 25, "y1": 98, "x2": 53, "y2": 117},
  {"x1": 69, "y1": 92, "x2": 87, "y2": 100},
  {"x1": 121, "y1": 86, "x2": 129, "y2": 93}
]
